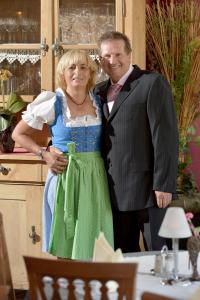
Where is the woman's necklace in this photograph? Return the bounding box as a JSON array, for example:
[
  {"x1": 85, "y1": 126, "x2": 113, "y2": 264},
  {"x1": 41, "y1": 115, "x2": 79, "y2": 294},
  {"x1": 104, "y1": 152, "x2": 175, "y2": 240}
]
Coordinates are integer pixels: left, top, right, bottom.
[{"x1": 65, "y1": 91, "x2": 88, "y2": 106}]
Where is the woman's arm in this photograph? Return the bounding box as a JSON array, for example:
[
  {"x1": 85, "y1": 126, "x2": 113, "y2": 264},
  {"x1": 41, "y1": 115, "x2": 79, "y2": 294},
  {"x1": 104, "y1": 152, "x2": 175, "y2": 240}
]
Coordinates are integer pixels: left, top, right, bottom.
[{"x1": 12, "y1": 120, "x2": 68, "y2": 174}]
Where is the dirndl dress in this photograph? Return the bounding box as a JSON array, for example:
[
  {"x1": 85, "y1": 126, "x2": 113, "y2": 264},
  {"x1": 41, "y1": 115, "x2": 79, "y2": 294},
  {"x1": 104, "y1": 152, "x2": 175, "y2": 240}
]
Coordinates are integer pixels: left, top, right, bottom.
[{"x1": 43, "y1": 92, "x2": 114, "y2": 259}]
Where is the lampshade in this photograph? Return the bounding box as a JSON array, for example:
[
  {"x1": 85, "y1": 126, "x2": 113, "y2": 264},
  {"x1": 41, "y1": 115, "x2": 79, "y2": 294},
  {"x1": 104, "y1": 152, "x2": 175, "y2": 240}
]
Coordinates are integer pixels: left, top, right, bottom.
[{"x1": 158, "y1": 207, "x2": 192, "y2": 238}]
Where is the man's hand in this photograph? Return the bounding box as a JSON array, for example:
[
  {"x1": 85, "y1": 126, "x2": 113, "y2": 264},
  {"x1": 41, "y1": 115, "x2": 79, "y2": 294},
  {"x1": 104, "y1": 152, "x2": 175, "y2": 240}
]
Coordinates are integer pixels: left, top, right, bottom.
[
  {"x1": 155, "y1": 191, "x2": 172, "y2": 208},
  {"x1": 43, "y1": 147, "x2": 68, "y2": 175}
]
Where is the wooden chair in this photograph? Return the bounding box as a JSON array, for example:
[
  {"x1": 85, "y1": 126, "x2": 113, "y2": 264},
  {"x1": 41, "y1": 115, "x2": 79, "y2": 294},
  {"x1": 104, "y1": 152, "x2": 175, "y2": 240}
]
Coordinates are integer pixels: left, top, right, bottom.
[
  {"x1": 0, "y1": 212, "x2": 15, "y2": 300},
  {"x1": 0, "y1": 285, "x2": 11, "y2": 300},
  {"x1": 24, "y1": 256, "x2": 138, "y2": 300},
  {"x1": 141, "y1": 292, "x2": 175, "y2": 300}
]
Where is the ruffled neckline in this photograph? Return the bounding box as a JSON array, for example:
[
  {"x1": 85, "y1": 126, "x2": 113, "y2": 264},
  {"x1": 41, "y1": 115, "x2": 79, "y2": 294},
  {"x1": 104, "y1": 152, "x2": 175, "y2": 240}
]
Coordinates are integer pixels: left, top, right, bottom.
[{"x1": 56, "y1": 88, "x2": 100, "y2": 124}]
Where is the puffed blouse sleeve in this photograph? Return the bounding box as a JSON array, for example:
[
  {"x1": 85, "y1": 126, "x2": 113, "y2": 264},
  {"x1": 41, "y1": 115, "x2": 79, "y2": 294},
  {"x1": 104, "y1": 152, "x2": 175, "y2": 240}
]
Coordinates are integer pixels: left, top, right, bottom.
[{"x1": 22, "y1": 91, "x2": 56, "y2": 130}]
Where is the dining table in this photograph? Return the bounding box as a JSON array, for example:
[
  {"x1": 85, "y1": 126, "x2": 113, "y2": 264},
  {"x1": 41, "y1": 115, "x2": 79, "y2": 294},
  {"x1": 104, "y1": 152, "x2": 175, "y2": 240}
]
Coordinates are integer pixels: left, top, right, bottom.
[{"x1": 124, "y1": 251, "x2": 200, "y2": 300}]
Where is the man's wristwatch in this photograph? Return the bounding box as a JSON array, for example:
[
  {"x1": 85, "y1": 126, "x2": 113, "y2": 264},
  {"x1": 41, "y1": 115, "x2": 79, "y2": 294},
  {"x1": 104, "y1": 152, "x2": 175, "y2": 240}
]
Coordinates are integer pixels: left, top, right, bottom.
[{"x1": 37, "y1": 148, "x2": 46, "y2": 159}]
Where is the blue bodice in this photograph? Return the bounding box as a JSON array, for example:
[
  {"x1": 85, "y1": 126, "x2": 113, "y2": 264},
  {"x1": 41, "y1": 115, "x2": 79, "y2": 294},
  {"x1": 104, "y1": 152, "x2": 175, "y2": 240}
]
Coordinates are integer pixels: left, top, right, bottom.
[{"x1": 49, "y1": 93, "x2": 102, "y2": 153}]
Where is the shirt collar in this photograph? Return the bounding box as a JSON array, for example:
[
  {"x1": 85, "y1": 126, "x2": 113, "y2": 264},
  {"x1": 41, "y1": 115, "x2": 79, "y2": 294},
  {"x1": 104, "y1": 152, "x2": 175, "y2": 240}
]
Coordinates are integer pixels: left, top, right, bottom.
[{"x1": 110, "y1": 65, "x2": 134, "y2": 86}]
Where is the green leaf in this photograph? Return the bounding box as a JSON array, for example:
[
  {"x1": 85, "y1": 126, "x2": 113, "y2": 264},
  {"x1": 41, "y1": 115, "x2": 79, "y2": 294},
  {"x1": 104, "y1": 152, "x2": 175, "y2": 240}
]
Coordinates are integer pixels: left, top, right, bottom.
[
  {"x1": 6, "y1": 92, "x2": 26, "y2": 114},
  {"x1": 187, "y1": 126, "x2": 196, "y2": 136},
  {"x1": 186, "y1": 156, "x2": 192, "y2": 165},
  {"x1": 0, "y1": 108, "x2": 12, "y2": 116},
  {"x1": 195, "y1": 226, "x2": 200, "y2": 234},
  {"x1": 178, "y1": 162, "x2": 188, "y2": 171},
  {"x1": 0, "y1": 115, "x2": 11, "y2": 132},
  {"x1": 195, "y1": 136, "x2": 200, "y2": 147}
]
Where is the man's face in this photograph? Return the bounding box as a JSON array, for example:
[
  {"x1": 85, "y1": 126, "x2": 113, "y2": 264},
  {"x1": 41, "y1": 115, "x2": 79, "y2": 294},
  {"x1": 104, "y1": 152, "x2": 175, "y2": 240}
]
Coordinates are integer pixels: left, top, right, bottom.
[{"x1": 100, "y1": 39, "x2": 131, "y2": 83}]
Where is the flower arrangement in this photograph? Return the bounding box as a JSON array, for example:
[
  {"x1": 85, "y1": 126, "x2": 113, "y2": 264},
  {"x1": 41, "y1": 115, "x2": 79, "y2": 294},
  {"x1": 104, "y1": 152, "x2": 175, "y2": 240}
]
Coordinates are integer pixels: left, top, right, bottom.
[
  {"x1": 0, "y1": 69, "x2": 12, "y2": 81},
  {"x1": 186, "y1": 212, "x2": 200, "y2": 280},
  {"x1": 186, "y1": 212, "x2": 200, "y2": 238},
  {"x1": 0, "y1": 68, "x2": 27, "y2": 152},
  {"x1": 0, "y1": 69, "x2": 12, "y2": 108},
  {"x1": 0, "y1": 68, "x2": 26, "y2": 132}
]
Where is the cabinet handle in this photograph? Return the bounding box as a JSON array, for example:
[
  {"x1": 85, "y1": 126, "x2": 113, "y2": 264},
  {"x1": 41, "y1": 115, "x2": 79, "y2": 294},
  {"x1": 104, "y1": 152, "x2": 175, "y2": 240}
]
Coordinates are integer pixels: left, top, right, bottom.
[
  {"x1": 29, "y1": 225, "x2": 40, "y2": 244},
  {"x1": 40, "y1": 38, "x2": 49, "y2": 56},
  {"x1": 52, "y1": 38, "x2": 64, "y2": 57},
  {"x1": 0, "y1": 164, "x2": 11, "y2": 175}
]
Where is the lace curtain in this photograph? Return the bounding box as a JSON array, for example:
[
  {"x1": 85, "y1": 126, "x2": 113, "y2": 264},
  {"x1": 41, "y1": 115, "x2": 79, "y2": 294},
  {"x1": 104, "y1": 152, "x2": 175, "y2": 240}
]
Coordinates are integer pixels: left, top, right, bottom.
[{"x1": 0, "y1": 50, "x2": 41, "y2": 64}]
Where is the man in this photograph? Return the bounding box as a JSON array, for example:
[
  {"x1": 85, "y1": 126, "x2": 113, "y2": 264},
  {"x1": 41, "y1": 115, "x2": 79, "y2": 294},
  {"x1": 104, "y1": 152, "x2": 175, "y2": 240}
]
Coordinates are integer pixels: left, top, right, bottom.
[{"x1": 95, "y1": 31, "x2": 179, "y2": 252}]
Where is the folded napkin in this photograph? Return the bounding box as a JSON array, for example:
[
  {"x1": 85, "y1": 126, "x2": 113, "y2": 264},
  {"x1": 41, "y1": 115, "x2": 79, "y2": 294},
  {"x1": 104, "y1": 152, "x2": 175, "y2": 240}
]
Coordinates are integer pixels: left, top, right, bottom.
[{"x1": 93, "y1": 232, "x2": 124, "y2": 262}]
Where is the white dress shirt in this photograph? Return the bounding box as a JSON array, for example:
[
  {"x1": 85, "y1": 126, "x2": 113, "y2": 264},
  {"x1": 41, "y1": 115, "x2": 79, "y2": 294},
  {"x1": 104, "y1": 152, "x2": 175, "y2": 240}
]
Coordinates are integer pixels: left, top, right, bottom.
[{"x1": 107, "y1": 65, "x2": 134, "y2": 112}]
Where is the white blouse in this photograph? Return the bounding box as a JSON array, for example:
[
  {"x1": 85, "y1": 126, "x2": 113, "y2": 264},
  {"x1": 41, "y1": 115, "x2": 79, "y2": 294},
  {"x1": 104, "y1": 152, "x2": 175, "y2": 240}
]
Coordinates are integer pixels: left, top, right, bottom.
[{"x1": 22, "y1": 88, "x2": 101, "y2": 130}]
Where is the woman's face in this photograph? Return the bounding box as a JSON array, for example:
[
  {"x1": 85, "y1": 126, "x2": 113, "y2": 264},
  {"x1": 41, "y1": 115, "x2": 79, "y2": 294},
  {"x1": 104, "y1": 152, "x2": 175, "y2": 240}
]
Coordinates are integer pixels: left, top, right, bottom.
[{"x1": 64, "y1": 63, "x2": 91, "y2": 90}]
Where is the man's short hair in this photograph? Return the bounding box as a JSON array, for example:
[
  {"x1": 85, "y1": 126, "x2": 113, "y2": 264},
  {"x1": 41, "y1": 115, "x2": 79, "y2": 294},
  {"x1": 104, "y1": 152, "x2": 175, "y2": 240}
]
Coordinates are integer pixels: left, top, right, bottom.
[{"x1": 98, "y1": 31, "x2": 132, "y2": 55}]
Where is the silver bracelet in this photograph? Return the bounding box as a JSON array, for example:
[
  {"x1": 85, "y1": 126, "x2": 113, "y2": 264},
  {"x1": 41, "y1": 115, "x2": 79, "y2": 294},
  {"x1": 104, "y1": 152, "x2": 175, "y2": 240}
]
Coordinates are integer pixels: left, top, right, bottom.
[{"x1": 37, "y1": 148, "x2": 46, "y2": 159}]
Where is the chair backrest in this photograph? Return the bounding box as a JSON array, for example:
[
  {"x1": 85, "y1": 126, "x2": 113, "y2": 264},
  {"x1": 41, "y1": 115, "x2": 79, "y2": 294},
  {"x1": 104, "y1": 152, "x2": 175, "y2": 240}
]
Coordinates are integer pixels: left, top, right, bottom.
[
  {"x1": 0, "y1": 212, "x2": 15, "y2": 300},
  {"x1": 141, "y1": 292, "x2": 175, "y2": 300},
  {"x1": 0, "y1": 285, "x2": 11, "y2": 300},
  {"x1": 24, "y1": 256, "x2": 138, "y2": 300}
]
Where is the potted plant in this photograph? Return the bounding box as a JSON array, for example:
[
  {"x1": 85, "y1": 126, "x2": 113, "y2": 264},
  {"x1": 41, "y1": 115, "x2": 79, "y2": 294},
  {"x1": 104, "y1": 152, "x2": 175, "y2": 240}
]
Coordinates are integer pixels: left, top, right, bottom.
[
  {"x1": 0, "y1": 69, "x2": 27, "y2": 153},
  {"x1": 146, "y1": 0, "x2": 200, "y2": 210}
]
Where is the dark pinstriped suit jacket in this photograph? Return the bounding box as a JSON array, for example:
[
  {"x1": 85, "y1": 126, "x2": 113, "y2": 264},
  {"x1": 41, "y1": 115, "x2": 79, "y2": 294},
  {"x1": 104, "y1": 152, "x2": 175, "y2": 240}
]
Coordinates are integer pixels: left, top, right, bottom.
[{"x1": 95, "y1": 65, "x2": 179, "y2": 211}]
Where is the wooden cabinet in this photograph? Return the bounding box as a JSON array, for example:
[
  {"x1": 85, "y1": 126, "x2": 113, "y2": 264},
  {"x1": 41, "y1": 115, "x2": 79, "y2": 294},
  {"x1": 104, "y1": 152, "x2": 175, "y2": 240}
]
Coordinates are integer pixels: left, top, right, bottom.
[
  {"x1": 0, "y1": 152, "x2": 50, "y2": 290},
  {"x1": 0, "y1": 0, "x2": 145, "y2": 147},
  {"x1": 0, "y1": 0, "x2": 145, "y2": 99}
]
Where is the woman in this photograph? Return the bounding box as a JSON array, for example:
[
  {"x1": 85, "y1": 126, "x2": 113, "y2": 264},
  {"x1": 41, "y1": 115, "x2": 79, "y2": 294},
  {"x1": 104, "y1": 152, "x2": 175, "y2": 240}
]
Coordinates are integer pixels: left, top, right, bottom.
[{"x1": 12, "y1": 50, "x2": 114, "y2": 259}]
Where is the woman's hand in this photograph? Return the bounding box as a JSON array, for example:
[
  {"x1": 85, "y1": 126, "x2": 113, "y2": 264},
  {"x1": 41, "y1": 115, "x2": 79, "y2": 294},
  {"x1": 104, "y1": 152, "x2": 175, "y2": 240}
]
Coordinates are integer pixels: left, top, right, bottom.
[{"x1": 43, "y1": 147, "x2": 68, "y2": 175}]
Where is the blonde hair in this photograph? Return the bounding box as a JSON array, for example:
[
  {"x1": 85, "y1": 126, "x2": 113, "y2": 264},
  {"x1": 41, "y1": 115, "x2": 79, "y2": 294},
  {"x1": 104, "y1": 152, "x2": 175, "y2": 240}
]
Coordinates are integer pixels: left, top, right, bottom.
[{"x1": 56, "y1": 50, "x2": 97, "y2": 92}]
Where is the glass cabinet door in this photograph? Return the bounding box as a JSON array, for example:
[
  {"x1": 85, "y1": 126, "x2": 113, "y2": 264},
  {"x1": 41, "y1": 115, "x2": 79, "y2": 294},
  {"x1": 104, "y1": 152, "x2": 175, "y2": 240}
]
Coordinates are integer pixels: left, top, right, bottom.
[
  {"x1": 0, "y1": 0, "x2": 41, "y2": 97},
  {"x1": 58, "y1": 0, "x2": 115, "y2": 45},
  {"x1": 54, "y1": 0, "x2": 119, "y2": 85},
  {"x1": 0, "y1": 0, "x2": 40, "y2": 44},
  {"x1": 0, "y1": 0, "x2": 123, "y2": 98}
]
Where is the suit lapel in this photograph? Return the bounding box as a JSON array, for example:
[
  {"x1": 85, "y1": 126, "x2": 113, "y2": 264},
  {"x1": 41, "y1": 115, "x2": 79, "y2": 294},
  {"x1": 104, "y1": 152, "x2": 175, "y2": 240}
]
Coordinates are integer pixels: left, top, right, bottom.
[
  {"x1": 108, "y1": 66, "x2": 146, "y2": 120},
  {"x1": 103, "y1": 102, "x2": 109, "y2": 119},
  {"x1": 96, "y1": 65, "x2": 150, "y2": 121},
  {"x1": 96, "y1": 80, "x2": 111, "y2": 120},
  {"x1": 108, "y1": 80, "x2": 138, "y2": 120}
]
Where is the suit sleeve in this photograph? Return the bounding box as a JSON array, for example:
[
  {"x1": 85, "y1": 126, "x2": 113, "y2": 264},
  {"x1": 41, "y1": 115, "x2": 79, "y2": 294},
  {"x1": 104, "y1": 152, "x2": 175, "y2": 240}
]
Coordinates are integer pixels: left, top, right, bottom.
[{"x1": 147, "y1": 75, "x2": 179, "y2": 193}]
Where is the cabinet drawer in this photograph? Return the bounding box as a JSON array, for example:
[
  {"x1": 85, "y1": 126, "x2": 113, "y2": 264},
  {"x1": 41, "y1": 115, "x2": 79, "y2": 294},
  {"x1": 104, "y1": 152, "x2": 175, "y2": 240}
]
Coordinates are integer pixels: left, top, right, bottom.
[{"x1": 0, "y1": 163, "x2": 43, "y2": 182}]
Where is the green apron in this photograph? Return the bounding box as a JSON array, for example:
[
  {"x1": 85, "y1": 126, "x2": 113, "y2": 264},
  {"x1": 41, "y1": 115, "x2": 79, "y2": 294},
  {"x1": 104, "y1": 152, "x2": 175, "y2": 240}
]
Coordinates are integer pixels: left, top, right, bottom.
[{"x1": 49, "y1": 143, "x2": 114, "y2": 259}]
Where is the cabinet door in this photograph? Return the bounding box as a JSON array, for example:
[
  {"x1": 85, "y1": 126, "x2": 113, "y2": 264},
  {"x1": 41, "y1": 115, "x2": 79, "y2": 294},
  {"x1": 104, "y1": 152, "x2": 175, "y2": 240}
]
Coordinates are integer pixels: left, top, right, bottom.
[
  {"x1": 0, "y1": 0, "x2": 145, "y2": 101},
  {"x1": 0, "y1": 183, "x2": 52, "y2": 290},
  {"x1": 56, "y1": 0, "x2": 117, "y2": 47},
  {"x1": 0, "y1": 0, "x2": 45, "y2": 100},
  {"x1": 52, "y1": 0, "x2": 123, "y2": 87},
  {"x1": 0, "y1": 0, "x2": 123, "y2": 99}
]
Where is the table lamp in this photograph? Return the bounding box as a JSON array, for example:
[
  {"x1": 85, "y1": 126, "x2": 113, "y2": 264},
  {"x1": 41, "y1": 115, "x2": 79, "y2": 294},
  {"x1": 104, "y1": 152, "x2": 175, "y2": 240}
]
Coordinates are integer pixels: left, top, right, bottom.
[{"x1": 158, "y1": 207, "x2": 192, "y2": 280}]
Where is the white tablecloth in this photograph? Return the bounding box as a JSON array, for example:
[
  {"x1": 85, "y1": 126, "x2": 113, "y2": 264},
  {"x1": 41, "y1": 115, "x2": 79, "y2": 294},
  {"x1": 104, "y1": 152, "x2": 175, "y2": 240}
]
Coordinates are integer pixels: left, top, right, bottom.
[{"x1": 124, "y1": 251, "x2": 200, "y2": 300}]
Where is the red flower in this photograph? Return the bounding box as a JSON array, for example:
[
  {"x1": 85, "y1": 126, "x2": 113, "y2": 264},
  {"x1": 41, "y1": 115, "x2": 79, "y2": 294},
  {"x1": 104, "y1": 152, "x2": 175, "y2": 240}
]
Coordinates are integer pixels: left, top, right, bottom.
[{"x1": 186, "y1": 212, "x2": 194, "y2": 221}]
